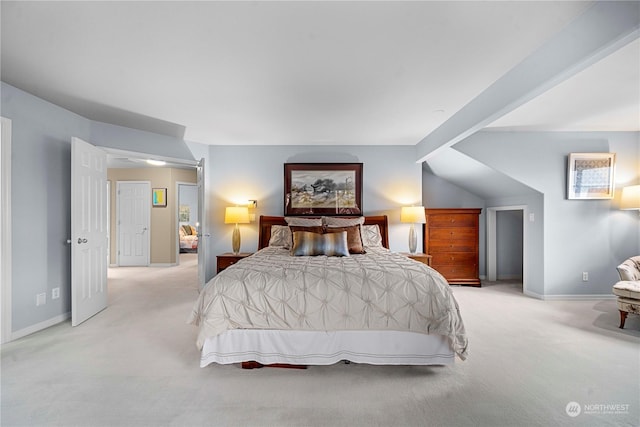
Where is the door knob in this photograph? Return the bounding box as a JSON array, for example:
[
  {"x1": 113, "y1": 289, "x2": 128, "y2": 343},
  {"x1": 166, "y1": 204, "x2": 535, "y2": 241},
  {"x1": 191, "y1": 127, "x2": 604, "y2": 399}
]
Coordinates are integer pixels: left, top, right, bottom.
[{"x1": 77, "y1": 238, "x2": 88, "y2": 244}]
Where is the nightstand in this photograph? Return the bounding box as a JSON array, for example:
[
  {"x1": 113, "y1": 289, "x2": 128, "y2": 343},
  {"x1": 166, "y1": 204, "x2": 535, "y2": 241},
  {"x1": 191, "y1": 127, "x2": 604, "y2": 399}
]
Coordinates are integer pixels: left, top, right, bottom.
[
  {"x1": 216, "y1": 252, "x2": 253, "y2": 273},
  {"x1": 401, "y1": 252, "x2": 432, "y2": 267}
]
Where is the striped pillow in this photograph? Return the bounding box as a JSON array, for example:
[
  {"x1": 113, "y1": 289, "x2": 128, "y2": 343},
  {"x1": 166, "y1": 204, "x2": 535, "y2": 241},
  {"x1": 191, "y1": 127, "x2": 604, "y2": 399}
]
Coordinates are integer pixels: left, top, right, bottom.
[
  {"x1": 291, "y1": 231, "x2": 350, "y2": 257},
  {"x1": 323, "y1": 225, "x2": 365, "y2": 254}
]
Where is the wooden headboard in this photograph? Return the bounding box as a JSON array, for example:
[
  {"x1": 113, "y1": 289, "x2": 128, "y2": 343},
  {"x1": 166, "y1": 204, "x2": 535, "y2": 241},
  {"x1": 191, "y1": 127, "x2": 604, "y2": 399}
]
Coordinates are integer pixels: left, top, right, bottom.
[{"x1": 258, "y1": 215, "x2": 389, "y2": 250}]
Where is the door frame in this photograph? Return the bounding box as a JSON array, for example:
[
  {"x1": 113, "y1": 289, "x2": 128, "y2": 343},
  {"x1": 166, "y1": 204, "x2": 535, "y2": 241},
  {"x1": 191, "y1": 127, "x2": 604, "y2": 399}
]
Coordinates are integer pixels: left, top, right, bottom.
[
  {"x1": 102, "y1": 148, "x2": 207, "y2": 285},
  {"x1": 116, "y1": 181, "x2": 151, "y2": 267},
  {"x1": 486, "y1": 205, "x2": 527, "y2": 294},
  {"x1": 175, "y1": 181, "x2": 198, "y2": 264},
  {"x1": 1, "y1": 117, "x2": 12, "y2": 343}
]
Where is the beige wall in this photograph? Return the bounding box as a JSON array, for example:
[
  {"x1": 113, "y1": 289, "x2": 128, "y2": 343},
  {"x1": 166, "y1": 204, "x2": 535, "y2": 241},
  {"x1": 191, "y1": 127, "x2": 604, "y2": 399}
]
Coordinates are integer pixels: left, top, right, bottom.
[{"x1": 108, "y1": 167, "x2": 197, "y2": 265}]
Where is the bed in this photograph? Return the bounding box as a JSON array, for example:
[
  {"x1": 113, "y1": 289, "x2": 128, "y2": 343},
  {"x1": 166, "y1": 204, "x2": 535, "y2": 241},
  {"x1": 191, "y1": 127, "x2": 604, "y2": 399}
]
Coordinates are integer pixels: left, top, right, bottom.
[
  {"x1": 188, "y1": 215, "x2": 468, "y2": 368},
  {"x1": 179, "y1": 224, "x2": 198, "y2": 252}
]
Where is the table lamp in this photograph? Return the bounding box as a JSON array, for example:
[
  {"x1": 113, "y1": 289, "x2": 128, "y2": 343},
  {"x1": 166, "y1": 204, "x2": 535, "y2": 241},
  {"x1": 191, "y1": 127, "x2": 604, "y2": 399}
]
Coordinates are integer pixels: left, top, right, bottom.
[
  {"x1": 225, "y1": 206, "x2": 250, "y2": 254},
  {"x1": 401, "y1": 206, "x2": 426, "y2": 254}
]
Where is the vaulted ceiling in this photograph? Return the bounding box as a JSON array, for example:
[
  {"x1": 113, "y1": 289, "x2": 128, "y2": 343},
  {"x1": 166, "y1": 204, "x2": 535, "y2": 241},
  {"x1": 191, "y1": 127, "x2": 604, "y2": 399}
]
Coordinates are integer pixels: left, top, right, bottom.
[{"x1": 2, "y1": 1, "x2": 638, "y2": 154}]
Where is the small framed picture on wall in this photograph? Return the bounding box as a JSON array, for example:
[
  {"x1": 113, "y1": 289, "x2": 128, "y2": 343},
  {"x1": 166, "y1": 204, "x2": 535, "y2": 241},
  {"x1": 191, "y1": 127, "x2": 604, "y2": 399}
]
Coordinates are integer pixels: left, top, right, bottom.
[
  {"x1": 567, "y1": 153, "x2": 615, "y2": 199},
  {"x1": 152, "y1": 188, "x2": 167, "y2": 207}
]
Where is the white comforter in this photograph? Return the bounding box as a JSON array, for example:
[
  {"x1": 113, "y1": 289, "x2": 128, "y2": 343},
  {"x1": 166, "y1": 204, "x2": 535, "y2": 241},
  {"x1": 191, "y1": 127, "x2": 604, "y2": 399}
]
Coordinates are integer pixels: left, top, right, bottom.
[{"x1": 188, "y1": 246, "x2": 468, "y2": 360}]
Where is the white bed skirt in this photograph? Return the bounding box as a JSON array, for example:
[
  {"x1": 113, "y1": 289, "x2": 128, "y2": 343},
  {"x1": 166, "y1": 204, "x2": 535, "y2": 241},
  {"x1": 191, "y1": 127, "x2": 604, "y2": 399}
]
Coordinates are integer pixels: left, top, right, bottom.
[{"x1": 200, "y1": 330, "x2": 455, "y2": 367}]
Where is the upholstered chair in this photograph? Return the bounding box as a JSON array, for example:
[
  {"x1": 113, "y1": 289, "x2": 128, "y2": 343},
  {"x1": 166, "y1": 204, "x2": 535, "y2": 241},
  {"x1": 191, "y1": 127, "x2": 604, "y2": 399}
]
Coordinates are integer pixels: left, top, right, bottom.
[{"x1": 613, "y1": 256, "x2": 640, "y2": 328}]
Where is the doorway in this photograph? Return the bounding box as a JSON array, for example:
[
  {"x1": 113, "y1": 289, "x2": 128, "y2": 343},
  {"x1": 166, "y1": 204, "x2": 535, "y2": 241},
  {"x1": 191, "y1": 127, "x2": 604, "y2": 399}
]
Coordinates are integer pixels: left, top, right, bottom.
[
  {"x1": 104, "y1": 150, "x2": 205, "y2": 287},
  {"x1": 486, "y1": 205, "x2": 527, "y2": 293},
  {"x1": 176, "y1": 182, "x2": 199, "y2": 263}
]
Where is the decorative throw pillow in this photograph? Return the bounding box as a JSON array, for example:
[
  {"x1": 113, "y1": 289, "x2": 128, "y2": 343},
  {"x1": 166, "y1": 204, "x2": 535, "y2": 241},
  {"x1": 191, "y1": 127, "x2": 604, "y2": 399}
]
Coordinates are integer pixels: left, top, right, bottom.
[
  {"x1": 291, "y1": 231, "x2": 350, "y2": 257},
  {"x1": 322, "y1": 216, "x2": 365, "y2": 227},
  {"x1": 323, "y1": 225, "x2": 365, "y2": 254},
  {"x1": 268, "y1": 225, "x2": 292, "y2": 248},
  {"x1": 289, "y1": 225, "x2": 324, "y2": 234},
  {"x1": 288, "y1": 226, "x2": 325, "y2": 248},
  {"x1": 361, "y1": 224, "x2": 383, "y2": 247},
  {"x1": 285, "y1": 217, "x2": 323, "y2": 227},
  {"x1": 181, "y1": 224, "x2": 192, "y2": 235}
]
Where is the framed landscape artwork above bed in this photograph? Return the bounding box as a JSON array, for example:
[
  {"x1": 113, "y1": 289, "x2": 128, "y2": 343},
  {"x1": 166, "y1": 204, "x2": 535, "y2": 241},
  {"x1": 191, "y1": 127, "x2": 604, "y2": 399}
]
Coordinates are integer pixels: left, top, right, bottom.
[{"x1": 284, "y1": 163, "x2": 363, "y2": 216}]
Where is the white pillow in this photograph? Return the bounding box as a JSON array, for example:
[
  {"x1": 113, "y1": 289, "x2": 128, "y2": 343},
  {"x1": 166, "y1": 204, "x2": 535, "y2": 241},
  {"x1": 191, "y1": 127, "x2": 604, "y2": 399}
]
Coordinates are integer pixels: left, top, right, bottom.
[
  {"x1": 268, "y1": 225, "x2": 292, "y2": 248},
  {"x1": 285, "y1": 217, "x2": 323, "y2": 226},
  {"x1": 322, "y1": 216, "x2": 365, "y2": 227},
  {"x1": 361, "y1": 224, "x2": 383, "y2": 247}
]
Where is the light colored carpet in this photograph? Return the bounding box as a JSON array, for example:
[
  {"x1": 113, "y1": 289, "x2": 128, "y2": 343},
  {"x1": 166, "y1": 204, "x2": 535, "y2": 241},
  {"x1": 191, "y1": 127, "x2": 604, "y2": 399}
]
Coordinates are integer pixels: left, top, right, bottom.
[{"x1": 2, "y1": 254, "x2": 639, "y2": 427}]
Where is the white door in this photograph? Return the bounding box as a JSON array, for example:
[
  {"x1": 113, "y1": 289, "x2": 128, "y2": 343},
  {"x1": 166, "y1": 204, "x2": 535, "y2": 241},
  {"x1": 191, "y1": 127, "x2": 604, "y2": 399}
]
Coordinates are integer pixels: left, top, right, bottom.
[
  {"x1": 71, "y1": 137, "x2": 108, "y2": 326},
  {"x1": 117, "y1": 182, "x2": 150, "y2": 266},
  {"x1": 197, "y1": 158, "x2": 207, "y2": 289}
]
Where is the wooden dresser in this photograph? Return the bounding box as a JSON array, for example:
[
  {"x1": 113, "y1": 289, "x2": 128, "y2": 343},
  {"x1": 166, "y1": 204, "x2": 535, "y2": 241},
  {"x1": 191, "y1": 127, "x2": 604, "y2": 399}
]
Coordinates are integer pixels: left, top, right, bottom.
[{"x1": 423, "y1": 208, "x2": 481, "y2": 287}]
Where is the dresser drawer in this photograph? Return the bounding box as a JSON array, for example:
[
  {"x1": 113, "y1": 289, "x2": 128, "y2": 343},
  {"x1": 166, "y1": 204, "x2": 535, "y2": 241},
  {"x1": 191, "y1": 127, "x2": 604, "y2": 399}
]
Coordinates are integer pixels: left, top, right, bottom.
[
  {"x1": 431, "y1": 264, "x2": 477, "y2": 280},
  {"x1": 427, "y1": 214, "x2": 477, "y2": 228},
  {"x1": 430, "y1": 252, "x2": 477, "y2": 266},
  {"x1": 428, "y1": 240, "x2": 476, "y2": 253},
  {"x1": 429, "y1": 227, "x2": 476, "y2": 240}
]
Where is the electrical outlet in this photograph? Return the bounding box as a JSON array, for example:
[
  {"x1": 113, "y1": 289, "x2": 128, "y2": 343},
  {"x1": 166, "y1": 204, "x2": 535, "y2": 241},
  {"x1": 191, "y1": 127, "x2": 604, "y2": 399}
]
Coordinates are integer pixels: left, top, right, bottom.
[
  {"x1": 36, "y1": 293, "x2": 46, "y2": 306},
  {"x1": 52, "y1": 287, "x2": 60, "y2": 299},
  {"x1": 582, "y1": 272, "x2": 589, "y2": 281}
]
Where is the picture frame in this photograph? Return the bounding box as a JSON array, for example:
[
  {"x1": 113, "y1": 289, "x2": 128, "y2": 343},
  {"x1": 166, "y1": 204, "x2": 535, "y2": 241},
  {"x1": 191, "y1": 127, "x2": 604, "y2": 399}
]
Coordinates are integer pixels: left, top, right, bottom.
[
  {"x1": 179, "y1": 205, "x2": 190, "y2": 222},
  {"x1": 567, "y1": 153, "x2": 616, "y2": 200},
  {"x1": 152, "y1": 188, "x2": 167, "y2": 207},
  {"x1": 284, "y1": 163, "x2": 363, "y2": 216}
]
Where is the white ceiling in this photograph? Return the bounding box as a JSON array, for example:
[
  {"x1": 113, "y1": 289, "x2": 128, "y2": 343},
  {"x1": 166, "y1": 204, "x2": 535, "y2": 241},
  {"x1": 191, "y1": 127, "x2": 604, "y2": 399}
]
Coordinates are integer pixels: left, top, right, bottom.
[{"x1": 1, "y1": 1, "x2": 638, "y2": 148}]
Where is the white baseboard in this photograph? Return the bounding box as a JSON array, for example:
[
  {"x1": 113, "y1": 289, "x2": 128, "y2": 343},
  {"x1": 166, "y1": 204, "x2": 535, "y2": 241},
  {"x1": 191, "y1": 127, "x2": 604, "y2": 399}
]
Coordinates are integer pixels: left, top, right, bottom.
[
  {"x1": 110, "y1": 263, "x2": 177, "y2": 268},
  {"x1": 497, "y1": 274, "x2": 523, "y2": 280},
  {"x1": 541, "y1": 294, "x2": 617, "y2": 301},
  {"x1": 523, "y1": 289, "x2": 544, "y2": 300},
  {"x1": 9, "y1": 312, "x2": 70, "y2": 342}
]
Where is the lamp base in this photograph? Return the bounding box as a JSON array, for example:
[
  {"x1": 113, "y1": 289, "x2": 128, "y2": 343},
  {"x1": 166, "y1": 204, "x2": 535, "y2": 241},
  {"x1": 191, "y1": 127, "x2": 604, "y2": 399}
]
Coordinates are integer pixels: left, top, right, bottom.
[
  {"x1": 408, "y1": 224, "x2": 417, "y2": 254},
  {"x1": 232, "y1": 225, "x2": 241, "y2": 254}
]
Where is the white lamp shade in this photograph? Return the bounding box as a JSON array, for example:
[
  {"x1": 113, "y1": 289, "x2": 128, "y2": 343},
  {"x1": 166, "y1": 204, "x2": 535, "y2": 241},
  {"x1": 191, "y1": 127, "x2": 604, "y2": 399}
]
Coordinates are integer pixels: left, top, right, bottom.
[
  {"x1": 224, "y1": 206, "x2": 250, "y2": 224},
  {"x1": 400, "y1": 206, "x2": 426, "y2": 224},
  {"x1": 620, "y1": 185, "x2": 640, "y2": 210}
]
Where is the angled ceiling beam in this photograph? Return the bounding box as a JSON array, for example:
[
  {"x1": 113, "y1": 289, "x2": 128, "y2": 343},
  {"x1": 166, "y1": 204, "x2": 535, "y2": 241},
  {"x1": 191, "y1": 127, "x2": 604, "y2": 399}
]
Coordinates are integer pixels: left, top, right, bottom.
[{"x1": 415, "y1": 1, "x2": 640, "y2": 163}]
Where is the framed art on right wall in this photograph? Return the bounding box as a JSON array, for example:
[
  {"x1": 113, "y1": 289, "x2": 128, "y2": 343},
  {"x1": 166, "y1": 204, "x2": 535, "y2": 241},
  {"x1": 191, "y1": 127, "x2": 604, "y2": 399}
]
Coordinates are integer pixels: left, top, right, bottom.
[{"x1": 567, "y1": 152, "x2": 616, "y2": 199}]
